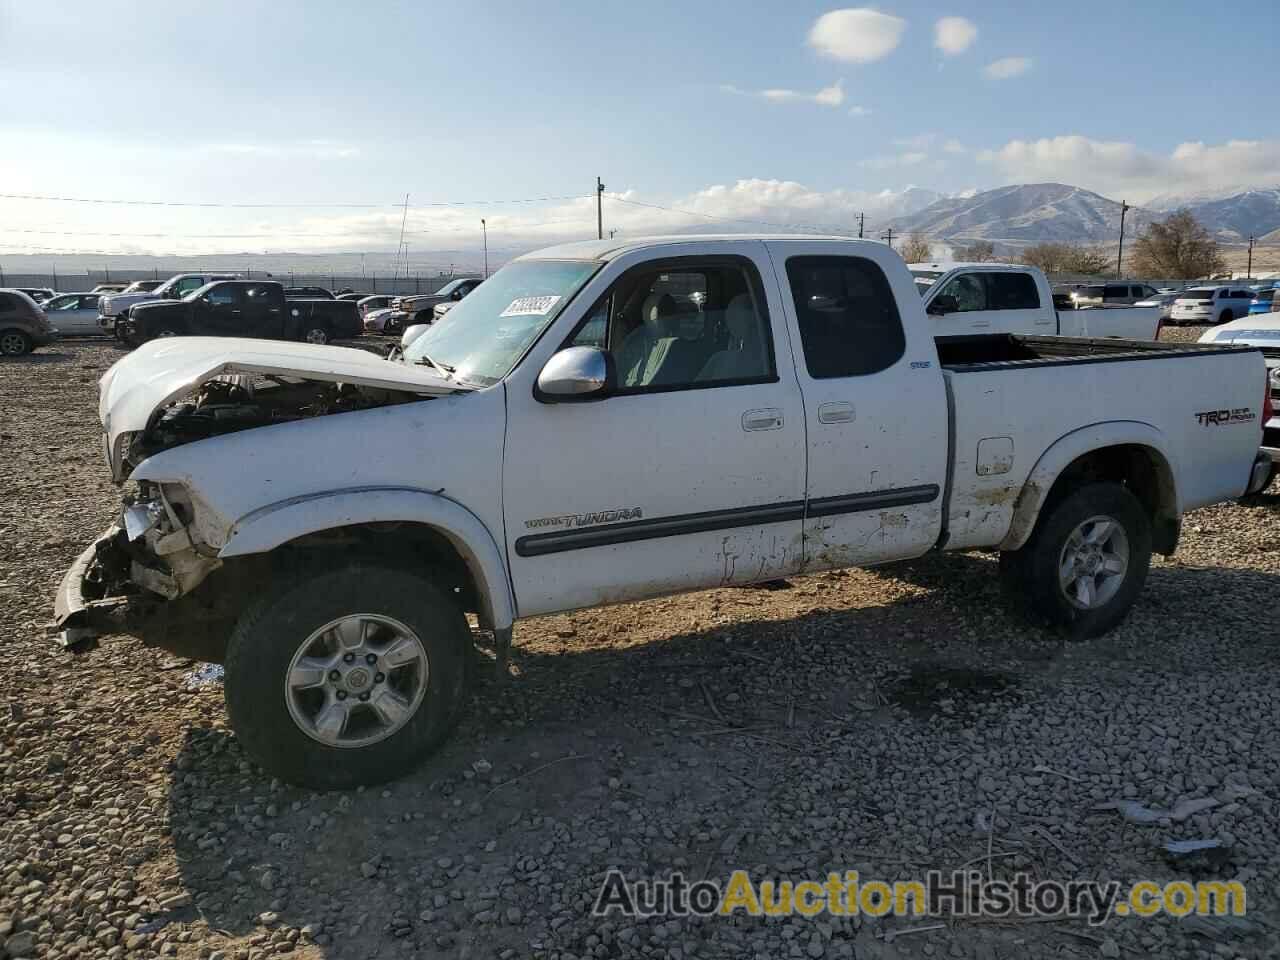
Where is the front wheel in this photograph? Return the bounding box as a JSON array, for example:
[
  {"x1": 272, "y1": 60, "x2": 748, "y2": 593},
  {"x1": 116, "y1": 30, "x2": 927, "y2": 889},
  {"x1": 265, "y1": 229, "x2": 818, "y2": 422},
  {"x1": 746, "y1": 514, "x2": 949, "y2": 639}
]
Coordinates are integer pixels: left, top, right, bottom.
[
  {"x1": 1217, "y1": 310, "x2": 1233, "y2": 325},
  {"x1": 0, "y1": 329, "x2": 33, "y2": 356},
  {"x1": 999, "y1": 482, "x2": 1151, "y2": 637},
  {"x1": 224, "y1": 563, "x2": 468, "y2": 788}
]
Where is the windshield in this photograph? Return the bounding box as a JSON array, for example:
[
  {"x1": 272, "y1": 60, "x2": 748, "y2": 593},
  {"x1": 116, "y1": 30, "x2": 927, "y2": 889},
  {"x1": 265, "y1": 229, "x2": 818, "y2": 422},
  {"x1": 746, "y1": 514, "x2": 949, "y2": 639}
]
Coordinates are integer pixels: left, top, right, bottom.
[
  {"x1": 434, "y1": 278, "x2": 470, "y2": 297},
  {"x1": 182, "y1": 282, "x2": 218, "y2": 302},
  {"x1": 401, "y1": 259, "x2": 599, "y2": 386}
]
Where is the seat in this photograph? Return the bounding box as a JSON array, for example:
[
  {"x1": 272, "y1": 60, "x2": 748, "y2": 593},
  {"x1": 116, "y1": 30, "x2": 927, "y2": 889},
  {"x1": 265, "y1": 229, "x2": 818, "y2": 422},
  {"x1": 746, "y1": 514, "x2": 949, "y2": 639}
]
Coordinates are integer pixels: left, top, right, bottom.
[
  {"x1": 697, "y1": 295, "x2": 765, "y2": 382},
  {"x1": 616, "y1": 293, "x2": 677, "y2": 387}
]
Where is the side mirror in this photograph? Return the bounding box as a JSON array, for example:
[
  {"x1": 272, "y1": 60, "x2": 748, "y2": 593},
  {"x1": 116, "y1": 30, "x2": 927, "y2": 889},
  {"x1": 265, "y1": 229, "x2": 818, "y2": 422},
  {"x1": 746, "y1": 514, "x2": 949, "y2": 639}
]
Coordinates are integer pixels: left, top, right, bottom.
[
  {"x1": 927, "y1": 294, "x2": 959, "y2": 316},
  {"x1": 401, "y1": 323, "x2": 430, "y2": 350},
  {"x1": 535, "y1": 346, "x2": 613, "y2": 403}
]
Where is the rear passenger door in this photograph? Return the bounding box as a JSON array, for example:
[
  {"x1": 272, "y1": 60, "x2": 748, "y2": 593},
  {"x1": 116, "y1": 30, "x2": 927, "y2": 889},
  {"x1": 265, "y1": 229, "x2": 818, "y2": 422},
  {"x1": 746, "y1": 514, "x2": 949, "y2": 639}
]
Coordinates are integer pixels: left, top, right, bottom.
[
  {"x1": 241, "y1": 284, "x2": 285, "y2": 337},
  {"x1": 769, "y1": 244, "x2": 949, "y2": 569}
]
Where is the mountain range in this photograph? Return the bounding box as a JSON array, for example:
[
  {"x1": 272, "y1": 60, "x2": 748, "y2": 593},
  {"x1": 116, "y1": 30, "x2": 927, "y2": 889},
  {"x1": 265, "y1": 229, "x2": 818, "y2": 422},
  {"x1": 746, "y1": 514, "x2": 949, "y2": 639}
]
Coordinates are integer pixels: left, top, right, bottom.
[{"x1": 888, "y1": 182, "x2": 1280, "y2": 251}]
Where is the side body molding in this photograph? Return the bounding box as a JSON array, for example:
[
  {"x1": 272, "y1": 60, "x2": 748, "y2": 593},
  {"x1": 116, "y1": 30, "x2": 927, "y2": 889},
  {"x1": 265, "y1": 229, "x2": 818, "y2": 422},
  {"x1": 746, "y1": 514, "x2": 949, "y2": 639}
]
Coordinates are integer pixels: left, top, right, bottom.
[
  {"x1": 999, "y1": 421, "x2": 1180, "y2": 553},
  {"x1": 219, "y1": 486, "x2": 516, "y2": 630}
]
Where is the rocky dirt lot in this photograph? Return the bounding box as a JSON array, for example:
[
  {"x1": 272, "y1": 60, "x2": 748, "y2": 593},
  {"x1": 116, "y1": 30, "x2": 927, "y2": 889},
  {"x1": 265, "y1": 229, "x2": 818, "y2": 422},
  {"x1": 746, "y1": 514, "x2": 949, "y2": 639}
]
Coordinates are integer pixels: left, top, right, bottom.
[{"x1": 2, "y1": 330, "x2": 1279, "y2": 960}]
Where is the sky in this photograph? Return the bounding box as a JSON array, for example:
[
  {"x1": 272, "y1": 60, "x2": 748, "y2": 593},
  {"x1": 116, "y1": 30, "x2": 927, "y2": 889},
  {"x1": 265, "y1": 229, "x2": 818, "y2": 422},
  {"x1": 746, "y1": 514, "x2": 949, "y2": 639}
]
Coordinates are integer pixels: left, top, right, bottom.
[{"x1": 1, "y1": 0, "x2": 1278, "y2": 265}]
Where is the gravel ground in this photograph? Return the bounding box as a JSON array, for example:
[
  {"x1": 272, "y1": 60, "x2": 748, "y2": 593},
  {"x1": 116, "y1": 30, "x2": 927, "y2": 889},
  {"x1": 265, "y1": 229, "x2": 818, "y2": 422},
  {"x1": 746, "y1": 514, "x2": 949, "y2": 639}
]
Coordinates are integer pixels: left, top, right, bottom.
[{"x1": 2, "y1": 331, "x2": 1279, "y2": 960}]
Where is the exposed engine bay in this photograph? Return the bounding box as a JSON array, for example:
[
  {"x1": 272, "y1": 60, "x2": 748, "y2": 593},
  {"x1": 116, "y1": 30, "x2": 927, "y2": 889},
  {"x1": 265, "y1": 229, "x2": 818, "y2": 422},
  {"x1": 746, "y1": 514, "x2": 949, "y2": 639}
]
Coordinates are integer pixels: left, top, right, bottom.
[{"x1": 123, "y1": 374, "x2": 424, "y2": 474}]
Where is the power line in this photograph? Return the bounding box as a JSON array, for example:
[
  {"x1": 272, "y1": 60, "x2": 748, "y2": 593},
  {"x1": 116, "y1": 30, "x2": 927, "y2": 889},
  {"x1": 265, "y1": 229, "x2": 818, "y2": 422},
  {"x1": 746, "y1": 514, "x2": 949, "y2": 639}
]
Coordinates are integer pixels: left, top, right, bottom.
[{"x1": 0, "y1": 191, "x2": 593, "y2": 209}]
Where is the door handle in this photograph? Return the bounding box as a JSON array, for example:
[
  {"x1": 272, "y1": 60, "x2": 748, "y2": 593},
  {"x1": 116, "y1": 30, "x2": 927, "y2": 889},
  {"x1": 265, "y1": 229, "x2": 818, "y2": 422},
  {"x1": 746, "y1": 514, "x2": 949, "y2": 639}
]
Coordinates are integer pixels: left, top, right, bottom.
[
  {"x1": 742, "y1": 408, "x2": 783, "y2": 432},
  {"x1": 817, "y1": 401, "x2": 855, "y2": 424}
]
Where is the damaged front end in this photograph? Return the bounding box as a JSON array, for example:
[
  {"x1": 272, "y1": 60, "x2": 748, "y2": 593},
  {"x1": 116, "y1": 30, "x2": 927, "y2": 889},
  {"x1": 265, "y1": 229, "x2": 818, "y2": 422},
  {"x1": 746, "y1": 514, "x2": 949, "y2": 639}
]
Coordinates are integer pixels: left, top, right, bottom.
[{"x1": 51, "y1": 480, "x2": 226, "y2": 654}]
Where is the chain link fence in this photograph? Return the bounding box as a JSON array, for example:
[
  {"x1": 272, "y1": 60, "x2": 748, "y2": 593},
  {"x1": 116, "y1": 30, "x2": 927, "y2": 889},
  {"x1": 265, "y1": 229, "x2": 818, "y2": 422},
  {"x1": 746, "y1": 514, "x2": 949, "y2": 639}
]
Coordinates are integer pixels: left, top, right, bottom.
[{"x1": 0, "y1": 269, "x2": 469, "y2": 296}]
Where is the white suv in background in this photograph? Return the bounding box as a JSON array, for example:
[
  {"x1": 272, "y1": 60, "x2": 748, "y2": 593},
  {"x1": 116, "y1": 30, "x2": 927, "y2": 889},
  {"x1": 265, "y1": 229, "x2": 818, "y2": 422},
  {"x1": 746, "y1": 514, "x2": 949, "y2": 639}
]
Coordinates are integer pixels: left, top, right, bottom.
[{"x1": 1169, "y1": 286, "x2": 1256, "y2": 325}]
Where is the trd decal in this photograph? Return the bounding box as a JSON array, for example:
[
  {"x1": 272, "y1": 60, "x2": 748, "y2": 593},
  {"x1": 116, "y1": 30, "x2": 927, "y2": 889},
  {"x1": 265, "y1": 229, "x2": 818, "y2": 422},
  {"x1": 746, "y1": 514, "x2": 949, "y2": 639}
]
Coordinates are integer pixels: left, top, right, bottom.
[
  {"x1": 1194, "y1": 408, "x2": 1256, "y2": 426},
  {"x1": 525, "y1": 507, "x2": 643, "y2": 530}
]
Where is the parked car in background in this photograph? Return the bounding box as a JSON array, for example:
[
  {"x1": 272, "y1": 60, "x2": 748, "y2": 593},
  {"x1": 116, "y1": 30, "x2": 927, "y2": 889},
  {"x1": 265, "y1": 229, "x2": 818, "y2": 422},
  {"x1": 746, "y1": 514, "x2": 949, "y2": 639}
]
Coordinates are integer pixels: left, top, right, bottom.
[
  {"x1": 910, "y1": 263, "x2": 1160, "y2": 339},
  {"x1": 90, "y1": 282, "x2": 130, "y2": 294},
  {"x1": 1169, "y1": 286, "x2": 1256, "y2": 325},
  {"x1": 357, "y1": 294, "x2": 396, "y2": 319},
  {"x1": 385, "y1": 277, "x2": 483, "y2": 332},
  {"x1": 0, "y1": 289, "x2": 58, "y2": 355},
  {"x1": 1071, "y1": 282, "x2": 1161, "y2": 307},
  {"x1": 52, "y1": 235, "x2": 1272, "y2": 787},
  {"x1": 1248, "y1": 286, "x2": 1277, "y2": 315},
  {"x1": 1198, "y1": 311, "x2": 1280, "y2": 474},
  {"x1": 118, "y1": 280, "x2": 360, "y2": 346},
  {"x1": 119, "y1": 280, "x2": 164, "y2": 294},
  {"x1": 1134, "y1": 291, "x2": 1183, "y2": 321},
  {"x1": 283, "y1": 286, "x2": 334, "y2": 300},
  {"x1": 41, "y1": 292, "x2": 103, "y2": 335},
  {"x1": 99, "y1": 273, "x2": 240, "y2": 337},
  {"x1": 362, "y1": 307, "x2": 397, "y2": 333}
]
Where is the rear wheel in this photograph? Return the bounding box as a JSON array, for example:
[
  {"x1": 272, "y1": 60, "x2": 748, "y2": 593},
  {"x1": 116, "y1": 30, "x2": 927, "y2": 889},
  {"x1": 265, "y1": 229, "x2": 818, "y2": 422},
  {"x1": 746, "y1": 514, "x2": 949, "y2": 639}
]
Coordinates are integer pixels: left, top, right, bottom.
[
  {"x1": 999, "y1": 482, "x2": 1151, "y2": 637},
  {"x1": 0, "y1": 330, "x2": 32, "y2": 356},
  {"x1": 303, "y1": 326, "x2": 330, "y2": 345},
  {"x1": 224, "y1": 563, "x2": 468, "y2": 789}
]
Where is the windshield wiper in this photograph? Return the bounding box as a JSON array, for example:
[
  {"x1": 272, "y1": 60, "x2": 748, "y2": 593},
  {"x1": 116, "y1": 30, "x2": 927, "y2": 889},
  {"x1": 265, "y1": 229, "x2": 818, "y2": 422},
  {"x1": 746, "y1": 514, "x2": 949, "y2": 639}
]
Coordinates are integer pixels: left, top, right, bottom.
[{"x1": 414, "y1": 354, "x2": 455, "y2": 380}]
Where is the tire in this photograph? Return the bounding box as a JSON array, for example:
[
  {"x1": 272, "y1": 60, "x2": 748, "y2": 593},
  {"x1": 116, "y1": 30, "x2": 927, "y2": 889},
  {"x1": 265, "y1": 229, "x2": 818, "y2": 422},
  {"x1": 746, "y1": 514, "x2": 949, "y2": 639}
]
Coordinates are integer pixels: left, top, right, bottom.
[
  {"x1": 224, "y1": 562, "x2": 469, "y2": 789},
  {"x1": 302, "y1": 325, "x2": 330, "y2": 345},
  {"x1": 0, "y1": 329, "x2": 32, "y2": 356},
  {"x1": 999, "y1": 482, "x2": 1151, "y2": 638},
  {"x1": 1218, "y1": 310, "x2": 1232, "y2": 325}
]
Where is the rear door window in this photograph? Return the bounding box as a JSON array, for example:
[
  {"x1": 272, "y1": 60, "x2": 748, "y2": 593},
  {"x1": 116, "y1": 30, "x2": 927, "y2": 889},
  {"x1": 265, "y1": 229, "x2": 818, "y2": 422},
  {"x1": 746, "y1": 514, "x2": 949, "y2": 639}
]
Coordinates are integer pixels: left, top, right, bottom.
[
  {"x1": 785, "y1": 256, "x2": 906, "y2": 378},
  {"x1": 988, "y1": 272, "x2": 1041, "y2": 310}
]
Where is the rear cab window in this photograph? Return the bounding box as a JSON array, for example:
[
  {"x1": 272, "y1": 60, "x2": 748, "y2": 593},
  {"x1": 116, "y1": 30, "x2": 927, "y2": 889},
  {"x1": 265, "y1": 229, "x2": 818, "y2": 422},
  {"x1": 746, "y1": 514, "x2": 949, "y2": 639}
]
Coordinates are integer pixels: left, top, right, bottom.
[{"x1": 785, "y1": 256, "x2": 906, "y2": 378}]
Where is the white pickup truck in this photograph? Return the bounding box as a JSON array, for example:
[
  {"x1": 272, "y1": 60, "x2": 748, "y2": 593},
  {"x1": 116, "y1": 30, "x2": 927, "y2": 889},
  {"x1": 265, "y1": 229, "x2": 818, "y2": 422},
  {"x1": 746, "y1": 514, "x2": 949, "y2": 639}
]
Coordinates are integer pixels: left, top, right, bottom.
[
  {"x1": 909, "y1": 262, "x2": 1162, "y2": 339},
  {"x1": 54, "y1": 235, "x2": 1271, "y2": 788}
]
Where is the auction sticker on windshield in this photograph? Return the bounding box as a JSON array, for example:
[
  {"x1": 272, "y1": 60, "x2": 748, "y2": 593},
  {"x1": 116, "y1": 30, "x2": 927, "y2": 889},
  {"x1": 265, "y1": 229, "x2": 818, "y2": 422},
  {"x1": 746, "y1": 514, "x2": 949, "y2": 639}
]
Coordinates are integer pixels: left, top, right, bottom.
[{"x1": 500, "y1": 295, "x2": 562, "y2": 318}]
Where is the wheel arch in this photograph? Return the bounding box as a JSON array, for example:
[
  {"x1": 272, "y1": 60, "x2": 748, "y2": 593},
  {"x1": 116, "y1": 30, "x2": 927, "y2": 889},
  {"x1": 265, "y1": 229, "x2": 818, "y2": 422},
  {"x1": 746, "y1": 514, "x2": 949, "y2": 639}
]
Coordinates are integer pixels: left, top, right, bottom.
[
  {"x1": 219, "y1": 487, "x2": 516, "y2": 631},
  {"x1": 1000, "y1": 423, "x2": 1180, "y2": 555}
]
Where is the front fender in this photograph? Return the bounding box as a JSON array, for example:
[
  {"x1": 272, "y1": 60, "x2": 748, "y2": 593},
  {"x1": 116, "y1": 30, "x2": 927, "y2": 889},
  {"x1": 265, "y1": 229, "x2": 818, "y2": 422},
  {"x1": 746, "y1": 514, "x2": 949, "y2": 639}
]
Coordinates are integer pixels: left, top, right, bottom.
[
  {"x1": 999, "y1": 421, "x2": 1179, "y2": 552},
  {"x1": 218, "y1": 486, "x2": 515, "y2": 630}
]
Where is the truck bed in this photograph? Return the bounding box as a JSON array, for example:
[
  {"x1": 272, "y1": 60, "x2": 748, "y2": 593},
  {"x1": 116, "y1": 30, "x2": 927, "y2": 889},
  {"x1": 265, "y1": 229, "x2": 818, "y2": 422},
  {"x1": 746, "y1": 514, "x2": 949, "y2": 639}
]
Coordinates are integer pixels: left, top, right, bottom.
[
  {"x1": 935, "y1": 333, "x2": 1265, "y2": 553},
  {"x1": 936, "y1": 333, "x2": 1257, "y2": 371}
]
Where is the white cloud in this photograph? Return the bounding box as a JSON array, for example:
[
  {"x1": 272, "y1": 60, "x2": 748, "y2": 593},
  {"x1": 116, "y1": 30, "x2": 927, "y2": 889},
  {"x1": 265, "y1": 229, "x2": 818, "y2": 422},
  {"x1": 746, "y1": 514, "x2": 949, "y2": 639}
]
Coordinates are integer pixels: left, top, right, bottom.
[
  {"x1": 848, "y1": 105, "x2": 872, "y2": 117},
  {"x1": 934, "y1": 16, "x2": 977, "y2": 55},
  {"x1": 894, "y1": 133, "x2": 936, "y2": 149},
  {"x1": 984, "y1": 56, "x2": 1031, "y2": 79},
  {"x1": 808, "y1": 8, "x2": 907, "y2": 63},
  {"x1": 943, "y1": 139, "x2": 966, "y2": 154},
  {"x1": 203, "y1": 140, "x2": 361, "y2": 159},
  {"x1": 723, "y1": 79, "x2": 845, "y2": 107},
  {"x1": 862, "y1": 151, "x2": 931, "y2": 170},
  {"x1": 977, "y1": 135, "x2": 1280, "y2": 202}
]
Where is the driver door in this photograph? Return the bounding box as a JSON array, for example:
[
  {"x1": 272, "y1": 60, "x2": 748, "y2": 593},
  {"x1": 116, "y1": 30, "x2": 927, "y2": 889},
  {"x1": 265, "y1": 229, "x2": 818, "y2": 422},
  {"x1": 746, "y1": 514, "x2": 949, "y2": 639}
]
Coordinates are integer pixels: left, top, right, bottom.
[
  {"x1": 200, "y1": 285, "x2": 245, "y2": 335},
  {"x1": 501, "y1": 244, "x2": 807, "y2": 617}
]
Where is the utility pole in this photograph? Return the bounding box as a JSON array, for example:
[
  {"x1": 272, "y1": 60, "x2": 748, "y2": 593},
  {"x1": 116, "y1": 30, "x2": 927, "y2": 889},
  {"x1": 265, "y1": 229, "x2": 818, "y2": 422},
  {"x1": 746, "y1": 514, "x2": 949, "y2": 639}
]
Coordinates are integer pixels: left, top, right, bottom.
[
  {"x1": 857, "y1": 212, "x2": 865, "y2": 238},
  {"x1": 481, "y1": 218, "x2": 488, "y2": 278},
  {"x1": 880, "y1": 228, "x2": 894, "y2": 249},
  {"x1": 394, "y1": 192, "x2": 410, "y2": 282},
  {"x1": 1247, "y1": 235, "x2": 1256, "y2": 279},
  {"x1": 596, "y1": 176, "x2": 605, "y2": 240},
  {"x1": 1116, "y1": 200, "x2": 1130, "y2": 278}
]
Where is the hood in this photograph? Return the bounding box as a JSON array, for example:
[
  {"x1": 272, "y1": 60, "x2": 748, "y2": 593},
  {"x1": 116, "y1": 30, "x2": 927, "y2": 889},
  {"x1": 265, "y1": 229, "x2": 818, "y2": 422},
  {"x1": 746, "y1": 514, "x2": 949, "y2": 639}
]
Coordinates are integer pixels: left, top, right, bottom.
[
  {"x1": 1198, "y1": 314, "x2": 1280, "y2": 346},
  {"x1": 99, "y1": 336, "x2": 459, "y2": 452},
  {"x1": 100, "y1": 291, "x2": 168, "y2": 314}
]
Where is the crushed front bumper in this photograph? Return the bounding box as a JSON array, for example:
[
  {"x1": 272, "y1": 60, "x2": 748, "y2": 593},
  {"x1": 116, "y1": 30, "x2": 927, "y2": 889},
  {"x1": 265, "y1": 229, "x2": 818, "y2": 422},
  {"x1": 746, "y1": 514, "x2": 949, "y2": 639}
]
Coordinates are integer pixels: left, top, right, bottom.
[{"x1": 51, "y1": 525, "x2": 135, "y2": 649}]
